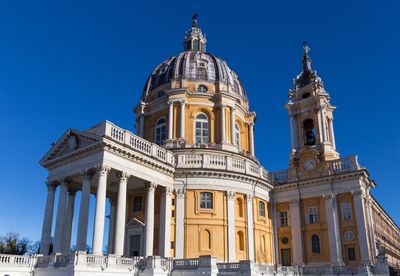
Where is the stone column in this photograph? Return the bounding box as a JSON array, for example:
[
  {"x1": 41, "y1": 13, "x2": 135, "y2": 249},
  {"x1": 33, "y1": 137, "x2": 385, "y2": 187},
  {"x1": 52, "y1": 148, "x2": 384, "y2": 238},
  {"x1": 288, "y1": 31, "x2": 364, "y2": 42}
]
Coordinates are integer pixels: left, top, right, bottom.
[
  {"x1": 175, "y1": 189, "x2": 185, "y2": 258},
  {"x1": 53, "y1": 179, "x2": 69, "y2": 253},
  {"x1": 145, "y1": 182, "x2": 157, "y2": 256},
  {"x1": 353, "y1": 190, "x2": 372, "y2": 264},
  {"x1": 92, "y1": 165, "x2": 110, "y2": 255},
  {"x1": 107, "y1": 198, "x2": 116, "y2": 254},
  {"x1": 367, "y1": 196, "x2": 378, "y2": 258},
  {"x1": 249, "y1": 122, "x2": 255, "y2": 156},
  {"x1": 159, "y1": 187, "x2": 172, "y2": 257},
  {"x1": 220, "y1": 104, "x2": 226, "y2": 143},
  {"x1": 40, "y1": 182, "x2": 56, "y2": 255},
  {"x1": 289, "y1": 199, "x2": 304, "y2": 265},
  {"x1": 63, "y1": 190, "x2": 76, "y2": 254},
  {"x1": 324, "y1": 194, "x2": 344, "y2": 265},
  {"x1": 320, "y1": 106, "x2": 327, "y2": 143},
  {"x1": 289, "y1": 115, "x2": 296, "y2": 150},
  {"x1": 139, "y1": 114, "x2": 145, "y2": 138},
  {"x1": 271, "y1": 202, "x2": 279, "y2": 265},
  {"x1": 246, "y1": 194, "x2": 255, "y2": 262},
  {"x1": 76, "y1": 171, "x2": 92, "y2": 251},
  {"x1": 227, "y1": 191, "x2": 236, "y2": 261},
  {"x1": 114, "y1": 172, "x2": 129, "y2": 256},
  {"x1": 179, "y1": 100, "x2": 185, "y2": 139},
  {"x1": 328, "y1": 117, "x2": 336, "y2": 149},
  {"x1": 230, "y1": 106, "x2": 236, "y2": 145},
  {"x1": 168, "y1": 101, "x2": 174, "y2": 140}
]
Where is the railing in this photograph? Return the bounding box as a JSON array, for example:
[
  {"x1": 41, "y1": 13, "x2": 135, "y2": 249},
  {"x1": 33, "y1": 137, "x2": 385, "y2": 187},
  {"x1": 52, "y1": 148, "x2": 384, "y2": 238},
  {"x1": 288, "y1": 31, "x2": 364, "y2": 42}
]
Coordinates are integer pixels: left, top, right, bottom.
[
  {"x1": 92, "y1": 121, "x2": 174, "y2": 166},
  {"x1": 175, "y1": 153, "x2": 271, "y2": 182},
  {"x1": 0, "y1": 254, "x2": 34, "y2": 267},
  {"x1": 270, "y1": 155, "x2": 363, "y2": 185},
  {"x1": 217, "y1": 262, "x2": 240, "y2": 274},
  {"x1": 173, "y1": 258, "x2": 199, "y2": 270},
  {"x1": 86, "y1": 254, "x2": 107, "y2": 266}
]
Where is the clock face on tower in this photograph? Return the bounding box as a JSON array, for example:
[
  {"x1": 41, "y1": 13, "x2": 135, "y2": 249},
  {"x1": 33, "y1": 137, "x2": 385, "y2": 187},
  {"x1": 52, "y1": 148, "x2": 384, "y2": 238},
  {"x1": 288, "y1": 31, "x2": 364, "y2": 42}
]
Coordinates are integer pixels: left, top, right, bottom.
[{"x1": 302, "y1": 158, "x2": 317, "y2": 172}]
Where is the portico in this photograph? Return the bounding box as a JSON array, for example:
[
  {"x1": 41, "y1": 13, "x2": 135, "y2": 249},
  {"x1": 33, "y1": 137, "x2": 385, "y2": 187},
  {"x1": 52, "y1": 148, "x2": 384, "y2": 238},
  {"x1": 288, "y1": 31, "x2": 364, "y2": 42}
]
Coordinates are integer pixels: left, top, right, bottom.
[{"x1": 39, "y1": 121, "x2": 175, "y2": 256}]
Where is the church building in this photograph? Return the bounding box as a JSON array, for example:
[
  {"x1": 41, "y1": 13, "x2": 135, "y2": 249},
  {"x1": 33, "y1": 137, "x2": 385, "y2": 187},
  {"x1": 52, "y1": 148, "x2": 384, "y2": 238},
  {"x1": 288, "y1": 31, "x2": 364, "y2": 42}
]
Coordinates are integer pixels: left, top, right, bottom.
[{"x1": 1, "y1": 16, "x2": 399, "y2": 276}]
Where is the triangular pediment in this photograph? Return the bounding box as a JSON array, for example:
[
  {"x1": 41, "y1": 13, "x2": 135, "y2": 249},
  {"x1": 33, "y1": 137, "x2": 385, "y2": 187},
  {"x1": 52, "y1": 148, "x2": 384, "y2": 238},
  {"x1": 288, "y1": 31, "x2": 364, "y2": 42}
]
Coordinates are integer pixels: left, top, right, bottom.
[
  {"x1": 40, "y1": 128, "x2": 101, "y2": 166},
  {"x1": 127, "y1": 217, "x2": 145, "y2": 227}
]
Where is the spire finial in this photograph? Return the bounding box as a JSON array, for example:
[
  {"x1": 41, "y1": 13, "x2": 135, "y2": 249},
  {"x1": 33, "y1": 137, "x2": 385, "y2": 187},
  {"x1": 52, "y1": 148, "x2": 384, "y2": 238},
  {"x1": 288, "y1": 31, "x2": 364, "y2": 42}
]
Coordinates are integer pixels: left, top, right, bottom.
[
  {"x1": 192, "y1": 13, "x2": 199, "y2": 28},
  {"x1": 302, "y1": 41, "x2": 312, "y2": 72}
]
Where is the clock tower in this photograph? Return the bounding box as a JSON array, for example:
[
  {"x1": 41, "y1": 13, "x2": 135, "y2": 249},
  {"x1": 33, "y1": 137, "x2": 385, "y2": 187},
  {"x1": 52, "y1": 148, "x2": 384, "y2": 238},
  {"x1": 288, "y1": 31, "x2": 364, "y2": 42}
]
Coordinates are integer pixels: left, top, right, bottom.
[{"x1": 286, "y1": 43, "x2": 339, "y2": 175}]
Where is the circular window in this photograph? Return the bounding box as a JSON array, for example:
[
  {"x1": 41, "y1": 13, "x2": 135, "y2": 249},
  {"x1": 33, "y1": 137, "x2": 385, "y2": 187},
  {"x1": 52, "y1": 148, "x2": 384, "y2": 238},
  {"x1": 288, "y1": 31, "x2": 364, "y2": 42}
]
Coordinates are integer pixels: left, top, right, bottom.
[
  {"x1": 197, "y1": 85, "x2": 208, "y2": 93},
  {"x1": 344, "y1": 231, "x2": 355, "y2": 241},
  {"x1": 282, "y1": 237, "x2": 289, "y2": 244}
]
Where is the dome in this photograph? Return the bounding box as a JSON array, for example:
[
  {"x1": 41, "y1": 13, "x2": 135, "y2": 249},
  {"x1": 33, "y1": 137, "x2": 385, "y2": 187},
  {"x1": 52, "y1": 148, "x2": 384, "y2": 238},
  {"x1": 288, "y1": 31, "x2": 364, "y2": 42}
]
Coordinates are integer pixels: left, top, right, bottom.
[{"x1": 141, "y1": 17, "x2": 247, "y2": 103}]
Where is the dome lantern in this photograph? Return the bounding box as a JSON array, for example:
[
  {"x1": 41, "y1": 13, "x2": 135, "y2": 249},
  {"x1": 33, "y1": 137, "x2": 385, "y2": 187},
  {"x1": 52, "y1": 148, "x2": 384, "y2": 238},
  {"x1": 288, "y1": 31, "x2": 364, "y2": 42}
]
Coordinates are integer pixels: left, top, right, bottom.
[{"x1": 183, "y1": 14, "x2": 207, "y2": 52}]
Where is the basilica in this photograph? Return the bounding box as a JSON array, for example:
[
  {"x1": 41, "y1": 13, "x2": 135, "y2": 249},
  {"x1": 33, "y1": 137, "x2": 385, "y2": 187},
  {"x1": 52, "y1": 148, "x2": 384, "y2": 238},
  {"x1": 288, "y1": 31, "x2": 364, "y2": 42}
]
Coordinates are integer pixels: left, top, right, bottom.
[{"x1": 1, "y1": 16, "x2": 399, "y2": 276}]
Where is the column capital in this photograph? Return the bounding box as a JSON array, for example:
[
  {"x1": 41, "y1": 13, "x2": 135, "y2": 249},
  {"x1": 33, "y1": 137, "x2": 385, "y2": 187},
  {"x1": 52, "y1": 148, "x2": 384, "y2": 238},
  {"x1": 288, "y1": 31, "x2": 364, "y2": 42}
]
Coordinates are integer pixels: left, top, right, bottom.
[
  {"x1": 80, "y1": 168, "x2": 94, "y2": 180},
  {"x1": 289, "y1": 199, "x2": 299, "y2": 207},
  {"x1": 246, "y1": 194, "x2": 253, "y2": 202},
  {"x1": 96, "y1": 164, "x2": 111, "y2": 175},
  {"x1": 117, "y1": 171, "x2": 130, "y2": 181},
  {"x1": 179, "y1": 99, "x2": 185, "y2": 105},
  {"x1": 249, "y1": 121, "x2": 255, "y2": 127},
  {"x1": 176, "y1": 188, "x2": 185, "y2": 198},
  {"x1": 227, "y1": 191, "x2": 236, "y2": 200},
  {"x1": 351, "y1": 190, "x2": 365, "y2": 198},
  {"x1": 161, "y1": 187, "x2": 173, "y2": 196},
  {"x1": 68, "y1": 189, "x2": 77, "y2": 196},
  {"x1": 167, "y1": 100, "x2": 174, "y2": 106},
  {"x1": 231, "y1": 105, "x2": 236, "y2": 111},
  {"x1": 323, "y1": 193, "x2": 337, "y2": 200},
  {"x1": 45, "y1": 182, "x2": 57, "y2": 190},
  {"x1": 145, "y1": 182, "x2": 158, "y2": 192}
]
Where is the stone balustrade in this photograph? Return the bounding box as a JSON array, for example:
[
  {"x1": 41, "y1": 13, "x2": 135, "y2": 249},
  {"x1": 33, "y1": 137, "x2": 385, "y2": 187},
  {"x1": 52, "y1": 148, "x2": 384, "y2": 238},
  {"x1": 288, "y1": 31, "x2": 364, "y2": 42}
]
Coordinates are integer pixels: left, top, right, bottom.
[
  {"x1": 91, "y1": 120, "x2": 175, "y2": 166},
  {"x1": 0, "y1": 253, "x2": 385, "y2": 275},
  {"x1": 270, "y1": 155, "x2": 363, "y2": 185},
  {"x1": 175, "y1": 152, "x2": 270, "y2": 181}
]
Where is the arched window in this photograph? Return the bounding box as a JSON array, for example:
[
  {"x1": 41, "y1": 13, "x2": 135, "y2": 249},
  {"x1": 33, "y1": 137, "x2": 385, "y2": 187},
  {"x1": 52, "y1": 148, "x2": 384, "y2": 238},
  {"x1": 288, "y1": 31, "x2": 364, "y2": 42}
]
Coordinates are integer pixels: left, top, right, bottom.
[
  {"x1": 236, "y1": 198, "x2": 243, "y2": 217},
  {"x1": 237, "y1": 231, "x2": 245, "y2": 251},
  {"x1": 234, "y1": 123, "x2": 240, "y2": 147},
  {"x1": 201, "y1": 229, "x2": 212, "y2": 250},
  {"x1": 200, "y1": 192, "x2": 213, "y2": 209},
  {"x1": 311, "y1": 235, "x2": 320, "y2": 253},
  {"x1": 303, "y1": 119, "x2": 316, "y2": 146},
  {"x1": 155, "y1": 118, "x2": 166, "y2": 146},
  {"x1": 195, "y1": 113, "x2": 209, "y2": 144}
]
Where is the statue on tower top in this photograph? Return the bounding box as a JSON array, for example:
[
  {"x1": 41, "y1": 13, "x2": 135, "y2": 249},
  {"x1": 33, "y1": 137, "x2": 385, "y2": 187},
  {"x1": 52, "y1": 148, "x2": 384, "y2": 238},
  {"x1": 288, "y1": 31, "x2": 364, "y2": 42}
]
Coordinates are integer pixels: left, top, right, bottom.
[{"x1": 192, "y1": 13, "x2": 199, "y2": 28}]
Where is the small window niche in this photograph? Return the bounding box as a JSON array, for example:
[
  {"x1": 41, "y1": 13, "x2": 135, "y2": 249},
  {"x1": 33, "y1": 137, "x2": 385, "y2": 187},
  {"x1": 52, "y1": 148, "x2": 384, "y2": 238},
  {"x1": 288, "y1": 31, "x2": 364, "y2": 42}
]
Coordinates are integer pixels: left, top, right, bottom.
[{"x1": 303, "y1": 119, "x2": 316, "y2": 146}]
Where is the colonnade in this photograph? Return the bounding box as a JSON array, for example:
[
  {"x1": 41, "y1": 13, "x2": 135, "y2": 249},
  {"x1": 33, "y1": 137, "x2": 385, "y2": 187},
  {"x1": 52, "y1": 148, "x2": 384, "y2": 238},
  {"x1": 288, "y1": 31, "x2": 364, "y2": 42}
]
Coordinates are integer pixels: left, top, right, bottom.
[
  {"x1": 39, "y1": 165, "x2": 172, "y2": 257},
  {"x1": 162, "y1": 100, "x2": 255, "y2": 156}
]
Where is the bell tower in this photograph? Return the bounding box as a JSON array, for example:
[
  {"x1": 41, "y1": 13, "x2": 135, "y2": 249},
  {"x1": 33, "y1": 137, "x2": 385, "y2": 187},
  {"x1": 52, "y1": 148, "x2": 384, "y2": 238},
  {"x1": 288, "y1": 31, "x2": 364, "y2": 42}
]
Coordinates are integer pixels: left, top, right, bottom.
[{"x1": 286, "y1": 43, "x2": 339, "y2": 173}]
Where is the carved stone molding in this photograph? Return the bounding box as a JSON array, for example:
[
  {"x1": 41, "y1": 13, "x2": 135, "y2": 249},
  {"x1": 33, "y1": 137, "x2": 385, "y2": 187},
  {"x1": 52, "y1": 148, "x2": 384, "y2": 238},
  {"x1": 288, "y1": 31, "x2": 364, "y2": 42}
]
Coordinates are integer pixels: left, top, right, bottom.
[
  {"x1": 45, "y1": 181, "x2": 57, "y2": 190},
  {"x1": 145, "y1": 182, "x2": 158, "y2": 193},
  {"x1": 351, "y1": 190, "x2": 365, "y2": 198},
  {"x1": 227, "y1": 191, "x2": 236, "y2": 200},
  {"x1": 323, "y1": 193, "x2": 337, "y2": 200}
]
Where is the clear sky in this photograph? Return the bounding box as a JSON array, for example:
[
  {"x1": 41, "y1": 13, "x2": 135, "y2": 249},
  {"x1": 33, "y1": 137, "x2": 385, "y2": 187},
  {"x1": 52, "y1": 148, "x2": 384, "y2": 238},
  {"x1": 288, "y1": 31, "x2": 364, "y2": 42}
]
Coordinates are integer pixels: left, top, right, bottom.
[{"x1": 0, "y1": 0, "x2": 399, "y2": 245}]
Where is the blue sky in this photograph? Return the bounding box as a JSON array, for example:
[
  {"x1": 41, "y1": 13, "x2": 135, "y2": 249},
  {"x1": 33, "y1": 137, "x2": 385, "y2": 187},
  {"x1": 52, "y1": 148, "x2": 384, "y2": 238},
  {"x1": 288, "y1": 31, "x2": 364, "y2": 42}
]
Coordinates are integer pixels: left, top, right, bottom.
[{"x1": 0, "y1": 0, "x2": 399, "y2": 245}]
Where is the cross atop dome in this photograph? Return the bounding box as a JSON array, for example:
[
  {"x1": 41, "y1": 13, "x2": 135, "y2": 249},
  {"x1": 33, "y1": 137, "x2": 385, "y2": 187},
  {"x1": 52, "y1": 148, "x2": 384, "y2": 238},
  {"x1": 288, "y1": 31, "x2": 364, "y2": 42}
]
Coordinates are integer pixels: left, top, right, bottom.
[{"x1": 183, "y1": 13, "x2": 207, "y2": 52}]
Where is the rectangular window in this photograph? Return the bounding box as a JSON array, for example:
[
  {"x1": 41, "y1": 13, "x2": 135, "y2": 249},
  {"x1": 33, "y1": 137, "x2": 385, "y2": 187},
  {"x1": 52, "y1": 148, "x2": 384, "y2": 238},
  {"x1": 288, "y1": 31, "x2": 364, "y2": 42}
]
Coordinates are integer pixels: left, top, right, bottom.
[
  {"x1": 200, "y1": 192, "x2": 213, "y2": 209},
  {"x1": 171, "y1": 199, "x2": 175, "y2": 206},
  {"x1": 171, "y1": 241, "x2": 175, "y2": 249},
  {"x1": 341, "y1": 202, "x2": 352, "y2": 220},
  {"x1": 280, "y1": 211, "x2": 288, "y2": 227},
  {"x1": 348, "y1": 247, "x2": 356, "y2": 261},
  {"x1": 133, "y1": 196, "x2": 142, "y2": 212},
  {"x1": 259, "y1": 201, "x2": 266, "y2": 217},
  {"x1": 308, "y1": 206, "x2": 318, "y2": 224},
  {"x1": 171, "y1": 210, "x2": 175, "y2": 217}
]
